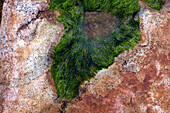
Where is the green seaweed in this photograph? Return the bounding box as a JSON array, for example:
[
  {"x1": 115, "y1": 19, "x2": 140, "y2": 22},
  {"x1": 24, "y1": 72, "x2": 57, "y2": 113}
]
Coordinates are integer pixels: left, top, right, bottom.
[
  {"x1": 144, "y1": 0, "x2": 166, "y2": 10},
  {"x1": 0, "y1": 0, "x2": 4, "y2": 23},
  {"x1": 50, "y1": 0, "x2": 141, "y2": 99}
]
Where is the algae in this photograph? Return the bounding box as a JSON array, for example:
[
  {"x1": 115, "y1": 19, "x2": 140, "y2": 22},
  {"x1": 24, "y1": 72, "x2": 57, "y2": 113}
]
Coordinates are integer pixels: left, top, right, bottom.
[
  {"x1": 144, "y1": 0, "x2": 166, "y2": 10},
  {"x1": 50, "y1": 0, "x2": 141, "y2": 99}
]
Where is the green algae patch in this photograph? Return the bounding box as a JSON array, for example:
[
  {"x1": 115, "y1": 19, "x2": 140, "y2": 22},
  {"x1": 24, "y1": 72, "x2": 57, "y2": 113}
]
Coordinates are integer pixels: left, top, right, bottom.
[
  {"x1": 50, "y1": 0, "x2": 141, "y2": 99},
  {"x1": 144, "y1": 0, "x2": 166, "y2": 10}
]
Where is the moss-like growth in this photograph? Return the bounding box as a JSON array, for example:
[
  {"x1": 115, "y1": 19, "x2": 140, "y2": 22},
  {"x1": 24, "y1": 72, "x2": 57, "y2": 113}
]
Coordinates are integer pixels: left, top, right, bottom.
[
  {"x1": 144, "y1": 0, "x2": 166, "y2": 10},
  {"x1": 50, "y1": 0, "x2": 141, "y2": 99},
  {"x1": 0, "y1": 0, "x2": 4, "y2": 23}
]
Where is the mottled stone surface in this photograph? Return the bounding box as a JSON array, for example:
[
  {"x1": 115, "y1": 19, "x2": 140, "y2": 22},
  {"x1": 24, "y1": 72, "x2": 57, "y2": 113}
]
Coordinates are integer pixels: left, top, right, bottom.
[
  {"x1": 0, "y1": 0, "x2": 64, "y2": 112},
  {"x1": 0, "y1": 0, "x2": 170, "y2": 113}
]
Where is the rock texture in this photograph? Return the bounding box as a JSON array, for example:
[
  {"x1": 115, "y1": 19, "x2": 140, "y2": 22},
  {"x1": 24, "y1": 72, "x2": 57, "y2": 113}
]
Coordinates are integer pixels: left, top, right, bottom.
[
  {"x1": 0, "y1": 0, "x2": 64, "y2": 112},
  {"x1": 0, "y1": 0, "x2": 169, "y2": 113}
]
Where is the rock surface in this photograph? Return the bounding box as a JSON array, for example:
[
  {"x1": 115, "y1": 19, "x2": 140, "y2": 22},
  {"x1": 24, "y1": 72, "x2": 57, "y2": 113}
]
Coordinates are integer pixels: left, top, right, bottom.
[
  {"x1": 0, "y1": 0, "x2": 170, "y2": 113},
  {"x1": 0, "y1": 0, "x2": 64, "y2": 112}
]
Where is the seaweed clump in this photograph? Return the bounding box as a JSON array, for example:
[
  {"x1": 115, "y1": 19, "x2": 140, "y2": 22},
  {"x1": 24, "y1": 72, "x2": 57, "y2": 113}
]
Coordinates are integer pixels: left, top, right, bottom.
[
  {"x1": 144, "y1": 0, "x2": 166, "y2": 10},
  {"x1": 50, "y1": 0, "x2": 141, "y2": 99},
  {"x1": 0, "y1": 0, "x2": 4, "y2": 23}
]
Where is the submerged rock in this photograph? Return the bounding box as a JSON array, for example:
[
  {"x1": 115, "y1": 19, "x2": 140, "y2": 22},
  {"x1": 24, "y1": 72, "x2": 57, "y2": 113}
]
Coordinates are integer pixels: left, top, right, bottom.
[{"x1": 83, "y1": 12, "x2": 118, "y2": 40}]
